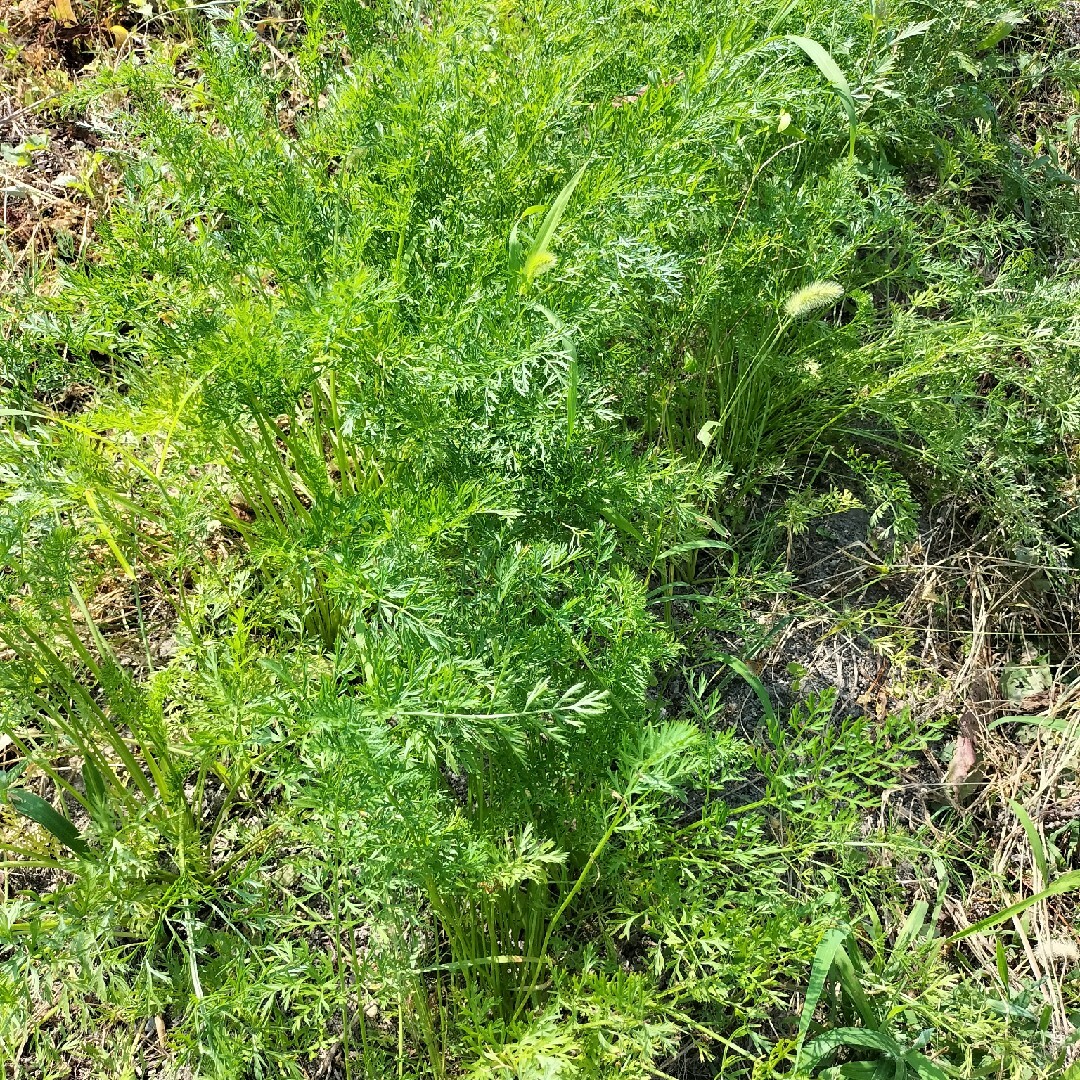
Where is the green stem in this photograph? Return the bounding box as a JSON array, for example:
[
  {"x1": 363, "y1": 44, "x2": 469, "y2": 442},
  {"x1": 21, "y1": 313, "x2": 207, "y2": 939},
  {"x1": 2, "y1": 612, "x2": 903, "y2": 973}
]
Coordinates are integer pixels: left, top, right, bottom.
[{"x1": 512, "y1": 795, "x2": 631, "y2": 1024}]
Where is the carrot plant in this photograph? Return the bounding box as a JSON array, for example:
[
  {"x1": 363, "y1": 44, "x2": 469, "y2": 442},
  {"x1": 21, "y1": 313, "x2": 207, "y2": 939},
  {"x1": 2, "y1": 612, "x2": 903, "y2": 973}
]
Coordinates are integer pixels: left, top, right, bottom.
[{"x1": 1, "y1": 0, "x2": 1078, "y2": 1075}]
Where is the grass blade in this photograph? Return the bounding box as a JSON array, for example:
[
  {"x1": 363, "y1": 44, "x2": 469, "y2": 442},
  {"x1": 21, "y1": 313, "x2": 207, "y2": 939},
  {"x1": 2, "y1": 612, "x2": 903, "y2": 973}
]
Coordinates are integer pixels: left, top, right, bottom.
[
  {"x1": 995, "y1": 934, "x2": 1010, "y2": 988},
  {"x1": 891, "y1": 901, "x2": 928, "y2": 960},
  {"x1": 903, "y1": 1050, "x2": 950, "y2": 1080},
  {"x1": 946, "y1": 870, "x2": 1080, "y2": 943},
  {"x1": 84, "y1": 488, "x2": 137, "y2": 581},
  {"x1": 802, "y1": 1027, "x2": 904, "y2": 1070},
  {"x1": 786, "y1": 35, "x2": 857, "y2": 156},
  {"x1": 786, "y1": 35, "x2": 854, "y2": 110},
  {"x1": 6, "y1": 787, "x2": 91, "y2": 857},
  {"x1": 988, "y1": 714, "x2": 1071, "y2": 734},
  {"x1": 521, "y1": 161, "x2": 588, "y2": 287},
  {"x1": 1008, "y1": 798, "x2": 1049, "y2": 887},
  {"x1": 975, "y1": 12, "x2": 1025, "y2": 52},
  {"x1": 831, "y1": 946, "x2": 879, "y2": 1029},
  {"x1": 567, "y1": 358, "x2": 578, "y2": 443},
  {"x1": 796, "y1": 927, "x2": 848, "y2": 1065},
  {"x1": 715, "y1": 652, "x2": 775, "y2": 723}
]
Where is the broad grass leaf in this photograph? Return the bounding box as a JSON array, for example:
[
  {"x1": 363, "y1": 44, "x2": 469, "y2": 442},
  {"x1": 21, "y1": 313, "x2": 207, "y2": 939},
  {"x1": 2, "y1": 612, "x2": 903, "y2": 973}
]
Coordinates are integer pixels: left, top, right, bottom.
[
  {"x1": 520, "y1": 161, "x2": 588, "y2": 291},
  {"x1": 976, "y1": 12, "x2": 1026, "y2": 52},
  {"x1": 1008, "y1": 798, "x2": 1049, "y2": 886},
  {"x1": 715, "y1": 652, "x2": 775, "y2": 723},
  {"x1": 7, "y1": 788, "x2": 91, "y2": 857},
  {"x1": 566, "y1": 358, "x2": 578, "y2": 442},
  {"x1": 831, "y1": 946, "x2": 879, "y2": 1029},
  {"x1": 596, "y1": 505, "x2": 645, "y2": 544},
  {"x1": 903, "y1": 1050, "x2": 950, "y2": 1080},
  {"x1": 82, "y1": 759, "x2": 113, "y2": 829},
  {"x1": 655, "y1": 537, "x2": 733, "y2": 561},
  {"x1": 81, "y1": 758, "x2": 108, "y2": 805},
  {"x1": 995, "y1": 934, "x2": 1010, "y2": 988},
  {"x1": 820, "y1": 1063, "x2": 896, "y2": 1079},
  {"x1": 786, "y1": 35, "x2": 857, "y2": 154},
  {"x1": 946, "y1": 870, "x2": 1080, "y2": 943},
  {"x1": 507, "y1": 207, "x2": 542, "y2": 300},
  {"x1": 796, "y1": 927, "x2": 848, "y2": 1064},
  {"x1": 988, "y1": 713, "x2": 1071, "y2": 733},
  {"x1": 786, "y1": 35, "x2": 855, "y2": 113},
  {"x1": 802, "y1": 1027, "x2": 904, "y2": 1070},
  {"x1": 891, "y1": 901, "x2": 928, "y2": 959}
]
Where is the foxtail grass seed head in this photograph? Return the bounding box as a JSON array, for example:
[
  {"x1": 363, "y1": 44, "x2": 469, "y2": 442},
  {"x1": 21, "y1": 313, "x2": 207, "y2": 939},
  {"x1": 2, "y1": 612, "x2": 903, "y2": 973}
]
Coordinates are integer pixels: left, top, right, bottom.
[
  {"x1": 783, "y1": 280, "x2": 844, "y2": 318},
  {"x1": 523, "y1": 250, "x2": 558, "y2": 284}
]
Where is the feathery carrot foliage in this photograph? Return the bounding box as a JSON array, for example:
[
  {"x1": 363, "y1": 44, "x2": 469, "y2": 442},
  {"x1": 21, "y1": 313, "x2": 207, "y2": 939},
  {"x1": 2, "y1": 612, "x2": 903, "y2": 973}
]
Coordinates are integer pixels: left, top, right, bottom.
[{"x1": 2, "y1": 0, "x2": 1079, "y2": 1075}]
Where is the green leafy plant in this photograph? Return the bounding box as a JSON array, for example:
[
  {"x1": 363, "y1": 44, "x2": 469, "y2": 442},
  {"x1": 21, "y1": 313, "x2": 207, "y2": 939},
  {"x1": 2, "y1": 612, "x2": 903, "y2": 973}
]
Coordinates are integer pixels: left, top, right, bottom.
[
  {"x1": 795, "y1": 923, "x2": 954, "y2": 1079},
  {"x1": 0, "y1": 587, "x2": 187, "y2": 850},
  {"x1": 1, "y1": 0, "x2": 1079, "y2": 1075},
  {"x1": 217, "y1": 376, "x2": 386, "y2": 650}
]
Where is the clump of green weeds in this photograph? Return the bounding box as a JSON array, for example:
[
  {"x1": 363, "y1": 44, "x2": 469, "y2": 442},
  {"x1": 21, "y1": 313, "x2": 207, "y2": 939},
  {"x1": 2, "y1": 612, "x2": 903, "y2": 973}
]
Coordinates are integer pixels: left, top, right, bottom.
[{"x1": 1, "y1": 0, "x2": 1079, "y2": 1075}]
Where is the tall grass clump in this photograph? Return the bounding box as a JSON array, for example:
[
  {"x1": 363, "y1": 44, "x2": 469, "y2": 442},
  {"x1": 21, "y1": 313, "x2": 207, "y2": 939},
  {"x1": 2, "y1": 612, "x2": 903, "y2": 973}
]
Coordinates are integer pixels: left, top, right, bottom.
[{"x1": 1, "y1": 0, "x2": 1078, "y2": 1075}]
